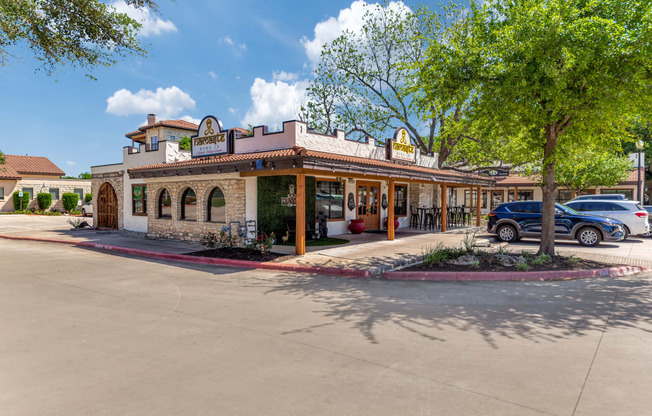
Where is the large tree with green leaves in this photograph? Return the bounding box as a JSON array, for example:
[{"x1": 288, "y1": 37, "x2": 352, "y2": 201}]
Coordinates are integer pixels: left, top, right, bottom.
[
  {"x1": 0, "y1": 0, "x2": 160, "y2": 77},
  {"x1": 302, "y1": 2, "x2": 484, "y2": 169},
  {"x1": 458, "y1": 0, "x2": 652, "y2": 255}
]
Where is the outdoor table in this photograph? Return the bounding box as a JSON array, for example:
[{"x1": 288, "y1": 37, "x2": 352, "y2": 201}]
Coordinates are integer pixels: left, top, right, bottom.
[{"x1": 417, "y1": 207, "x2": 431, "y2": 229}]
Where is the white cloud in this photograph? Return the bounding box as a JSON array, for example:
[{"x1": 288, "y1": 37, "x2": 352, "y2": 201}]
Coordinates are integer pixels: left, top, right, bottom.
[
  {"x1": 221, "y1": 36, "x2": 246, "y2": 55},
  {"x1": 238, "y1": 43, "x2": 247, "y2": 50},
  {"x1": 241, "y1": 78, "x2": 309, "y2": 128},
  {"x1": 111, "y1": 1, "x2": 177, "y2": 37},
  {"x1": 106, "y1": 86, "x2": 196, "y2": 118},
  {"x1": 228, "y1": 107, "x2": 238, "y2": 114},
  {"x1": 223, "y1": 36, "x2": 234, "y2": 45},
  {"x1": 179, "y1": 115, "x2": 201, "y2": 125},
  {"x1": 272, "y1": 71, "x2": 298, "y2": 82},
  {"x1": 208, "y1": 71, "x2": 217, "y2": 79},
  {"x1": 65, "y1": 161, "x2": 76, "y2": 166},
  {"x1": 300, "y1": 0, "x2": 410, "y2": 66}
]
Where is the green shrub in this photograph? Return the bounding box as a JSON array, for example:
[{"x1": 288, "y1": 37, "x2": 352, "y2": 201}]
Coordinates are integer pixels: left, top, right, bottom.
[
  {"x1": 36, "y1": 193, "x2": 52, "y2": 210},
  {"x1": 516, "y1": 262, "x2": 530, "y2": 271},
  {"x1": 423, "y1": 242, "x2": 466, "y2": 266},
  {"x1": 61, "y1": 193, "x2": 79, "y2": 213},
  {"x1": 84, "y1": 193, "x2": 92, "y2": 203},
  {"x1": 12, "y1": 191, "x2": 29, "y2": 210},
  {"x1": 530, "y1": 253, "x2": 552, "y2": 266}
]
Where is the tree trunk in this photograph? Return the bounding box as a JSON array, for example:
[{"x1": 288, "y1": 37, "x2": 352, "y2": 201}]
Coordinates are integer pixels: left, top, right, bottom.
[{"x1": 539, "y1": 124, "x2": 558, "y2": 256}]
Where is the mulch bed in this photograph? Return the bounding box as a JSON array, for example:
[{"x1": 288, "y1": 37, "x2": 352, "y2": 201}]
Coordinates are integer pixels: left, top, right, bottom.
[
  {"x1": 405, "y1": 252, "x2": 622, "y2": 272},
  {"x1": 185, "y1": 248, "x2": 292, "y2": 263}
]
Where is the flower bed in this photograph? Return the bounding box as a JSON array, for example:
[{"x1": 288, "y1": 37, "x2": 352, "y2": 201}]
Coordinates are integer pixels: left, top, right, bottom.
[{"x1": 185, "y1": 247, "x2": 289, "y2": 262}]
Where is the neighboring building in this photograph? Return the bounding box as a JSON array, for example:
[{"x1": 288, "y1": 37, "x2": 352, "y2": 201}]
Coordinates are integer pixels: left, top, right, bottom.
[
  {"x1": 0, "y1": 155, "x2": 91, "y2": 212},
  {"x1": 452, "y1": 166, "x2": 647, "y2": 215},
  {"x1": 91, "y1": 114, "x2": 493, "y2": 254}
]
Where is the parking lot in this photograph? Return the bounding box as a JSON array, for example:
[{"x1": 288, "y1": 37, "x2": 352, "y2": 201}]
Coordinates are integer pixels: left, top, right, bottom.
[{"x1": 1, "y1": 217, "x2": 652, "y2": 415}]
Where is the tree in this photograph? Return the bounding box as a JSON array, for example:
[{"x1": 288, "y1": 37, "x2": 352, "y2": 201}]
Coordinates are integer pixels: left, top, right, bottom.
[
  {"x1": 0, "y1": 0, "x2": 160, "y2": 78},
  {"x1": 458, "y1": 0, "x2": 652, "y2": 255},
  {"x1": 179, "y1": 136, "x2": 191, "y2": 151},
  {"x1": 77, "y1": 172, "x2": 92, "y2": 179},
  {"x1": 302, "y1": 2, "x2": 481, "y2": 168},
  {"x1": 61, "y1": 192, "x2": 79, "y2": 213}
]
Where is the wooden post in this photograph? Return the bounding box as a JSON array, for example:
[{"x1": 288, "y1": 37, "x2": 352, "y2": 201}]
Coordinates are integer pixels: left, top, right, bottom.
[
  {"x1": 388, "y1": 180, "x2": 395, "y2": 241},
  {"x1": 513, "y1": 187, "x2": 518, "y2": 202},
  {"x1": 296, "y1": 173, "x2": 306, "y2": 255},
  {"x1": 476, "y1": 186, "x2": 482, "y2": 226},
  {"x1": 441, "y1": 184, "x2": 448, "y2": 232}
]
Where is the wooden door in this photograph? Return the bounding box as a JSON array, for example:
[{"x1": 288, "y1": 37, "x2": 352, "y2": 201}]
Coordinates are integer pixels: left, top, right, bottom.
[
  {"x1": 98, "y1": 182, "x2": 118, "y2": 229},
  {"x1": 357, "y1": 182, "x2": 380, "y2": 230}
]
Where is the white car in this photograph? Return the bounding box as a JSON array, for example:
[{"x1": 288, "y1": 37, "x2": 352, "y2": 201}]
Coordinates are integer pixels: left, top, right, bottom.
[
  {"x1": 565, "y1": 200, "x2": 649, "y2": 238},
  {"x1": 81, "y1": 202, "x2": 93, "y2": 217}
]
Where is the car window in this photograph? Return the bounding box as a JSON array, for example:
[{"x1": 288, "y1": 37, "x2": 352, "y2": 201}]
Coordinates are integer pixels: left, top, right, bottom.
[
  {"x1": 522, "y1": 202, "x2": 540, "y2": 213},
  {"x1": 566, "y1": 202, "x2": 583, "y2": 211},
  {"x1": 609, "y1": 203, "x2": 627, "y2": 211},
  {"x1": 584, "y1": 202, "x2": 612, "y2": 211}
]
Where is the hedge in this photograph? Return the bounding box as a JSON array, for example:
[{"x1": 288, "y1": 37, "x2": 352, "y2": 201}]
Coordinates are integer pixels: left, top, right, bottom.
[
  {"x1": 61, "y1": 193, "x2": 79, "y2": 212},
  {"x1": 13, "y1": 191, "x2": 30, "y2": 210},
  {"x1": 257, "y1": 176, "x2": 315, "y2": 243},
  {"x1": 84, "y1": 193, "x2": 92, "y2": 203},
  {"x1": 36, "y1": 193, "x2": 52, "y2": 210}
]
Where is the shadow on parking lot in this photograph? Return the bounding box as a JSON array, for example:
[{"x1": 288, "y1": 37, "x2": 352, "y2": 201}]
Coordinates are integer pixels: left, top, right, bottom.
[{"x1": 258, "y1": 269, "x2": 652, "y2": 348}]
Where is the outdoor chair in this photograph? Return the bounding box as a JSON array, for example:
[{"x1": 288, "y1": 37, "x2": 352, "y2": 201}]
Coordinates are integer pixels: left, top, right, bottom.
[{"x1": 410, "y1": 206, "x2": 420, "y2": 229}]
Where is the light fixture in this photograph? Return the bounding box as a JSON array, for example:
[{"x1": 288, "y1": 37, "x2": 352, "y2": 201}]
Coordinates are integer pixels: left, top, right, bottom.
[{"x1": 636, "y1": 140, "x2": 645, "y2": 150}]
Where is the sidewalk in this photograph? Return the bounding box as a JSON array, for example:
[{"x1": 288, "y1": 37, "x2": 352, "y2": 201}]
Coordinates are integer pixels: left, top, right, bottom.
[{"x1": 1, "y1": 215, "x2": 651, "y2": 276}]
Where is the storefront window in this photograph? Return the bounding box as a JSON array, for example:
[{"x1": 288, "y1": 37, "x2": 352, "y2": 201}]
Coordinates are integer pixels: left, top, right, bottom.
[
  {"x1": 132, "y1": 185, "x2": 147, "y2": 215},
  {"x1": 181, "y1": 188, "x2": 197, "y2": 220},
  {"x1": 207, "y1": 187, "x2": 225, "y2": 222},
  {"x1": 316, "y1": 180, "x2": 345, "y2": 220},
  {"x1": 74, "y1": 188, "x2": 84, "y2": 206},
  {"x1": 394, "y1": 185, "x2": 408, "y2": 216},
  {"x1": 49, "y1": 188, "x2": 59, "y2": 200},
  {"x1": 0, "y1": 187, "x2": 4, "y2": 200},
  {"x1": 556, "y1": 190, "x2": 573, "y2": 203},
  {"x1": 601, "y1": 189, "x2": 633, "y2": 200},
  {"x1": 464, "y1": 190, "x2": 488, "y2": 209},
  {"x1": 22, "y1": 188, "x2": 33, "y2": 200},
  {"x1": 159, "y1": 189, "x2": 171, "y2": 218}
]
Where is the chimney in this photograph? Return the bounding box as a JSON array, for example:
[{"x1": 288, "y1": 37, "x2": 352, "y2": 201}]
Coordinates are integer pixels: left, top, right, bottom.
[{"x1": 147, "y1": 113, "x2": 157, "y2": 125}]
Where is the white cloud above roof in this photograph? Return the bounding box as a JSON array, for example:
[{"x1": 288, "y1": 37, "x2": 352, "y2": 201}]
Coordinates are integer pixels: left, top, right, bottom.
[
  {"x1": 179, "y1": 115, "x2": 201, "y2": 125},
  {"x1": 272, "y1": 71, "x2": 299, "y2": 82},
  {"x1": 106, "y1": 86, "x2": 196, "y2": 118},
  {"x1": 111, "y1": 1, "x2": 177, "y2": 37},
  {"x1": 241, "y1": 78, "x2": 309, "y2": 129}
]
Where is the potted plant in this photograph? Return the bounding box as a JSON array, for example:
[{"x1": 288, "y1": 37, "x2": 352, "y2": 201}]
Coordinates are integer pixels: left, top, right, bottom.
[
  {"x1": 384, "y1": 217, "x2": 400, "y2": 230},
  {"x1": 348, "y1": 218, "x2": 365, "y2": 234}
]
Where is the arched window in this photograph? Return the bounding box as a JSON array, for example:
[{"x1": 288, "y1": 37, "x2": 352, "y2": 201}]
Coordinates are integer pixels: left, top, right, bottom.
[
  {"x1": 181, "y1": 188, "x2": 197, "y2": 220},
  {"x1": 159, "y1": 189, "x2": 172, "y2": 218},
  {"x1": 207, "y1": 187, "x2": 225, "y2": 222}
]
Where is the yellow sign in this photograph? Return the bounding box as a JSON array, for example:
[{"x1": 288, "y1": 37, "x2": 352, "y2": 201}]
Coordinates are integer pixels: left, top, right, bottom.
[{"x1": 389, "y1": 127, "x2": 416, "y2": 163}]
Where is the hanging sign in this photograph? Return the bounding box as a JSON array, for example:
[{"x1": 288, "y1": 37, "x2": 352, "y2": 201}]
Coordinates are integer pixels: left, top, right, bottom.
[
  {"x1": 387, "y1": 127, "x2": 416, "y2": 163},
  {"x1": 191, "y1": 115, "x2": 231, "y2": 158}
]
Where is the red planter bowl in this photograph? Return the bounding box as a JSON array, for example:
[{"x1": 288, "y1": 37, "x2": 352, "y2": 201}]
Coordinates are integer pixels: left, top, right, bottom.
[
  {"x1": 348, "y1": 219, "x2": 366, "y2": 234},
  {"x1": 384, "y1": 217, "x2": 400, "y2": 230}
]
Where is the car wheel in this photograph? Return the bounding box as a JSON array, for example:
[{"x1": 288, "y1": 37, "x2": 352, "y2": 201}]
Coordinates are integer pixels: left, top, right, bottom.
[
  {"x1": 623, "y1": 226, "x2": 630, "y2": 240},
  {"x1": 81, "y1": 209, "x2": 86, "y2": 217},
  {"x1": 577, "y1": 227, "x2": 602, "y2": 247},
  {"x1": 496, "y1": 224, "x2": 518, "y2": 243}
]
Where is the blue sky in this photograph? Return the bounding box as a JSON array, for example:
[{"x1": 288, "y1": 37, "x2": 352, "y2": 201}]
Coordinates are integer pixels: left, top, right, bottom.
[{"x1": 0, "y1": 0, "x2": 419, "y2": 176}]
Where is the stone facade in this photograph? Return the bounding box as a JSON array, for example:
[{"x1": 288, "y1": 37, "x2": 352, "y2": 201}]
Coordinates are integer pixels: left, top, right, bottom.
[
  {"x1": 147, "y1": 178, "x2": 246, "y2": 241},
  {"x1": 91, "y1": 173, "x2": 124, "y2": 230},
  {"x1": 409, "y1": 184, "x2": 436, "y2": 210}
]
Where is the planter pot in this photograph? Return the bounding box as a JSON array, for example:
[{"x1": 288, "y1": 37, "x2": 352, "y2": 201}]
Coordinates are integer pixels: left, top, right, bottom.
[
  {"x1": 384, "y1": 217, "x2": 400, "y2": 230},
  {"x1": 348, "y1": 219, "x2": 366, "y2": 234}
]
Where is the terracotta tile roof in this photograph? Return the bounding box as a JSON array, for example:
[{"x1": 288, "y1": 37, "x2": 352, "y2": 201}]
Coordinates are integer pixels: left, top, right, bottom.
[
  {"x1": 128, "y1": 147, "x2": 494, "y2": 185},
  {"x1": 1, "y1": 155, "x2": 65, "y2": 178},
  {"x1": 0, "y1": 161, "x2": 21, "y2": 179},
  {"x1": 231, "y1": 127, "x2": 251, "y2": 135},
  {"x1": 125, "y1": 119, "x2": 199, "y2": 138},
  {"x1": 621, "y1": 167, "x2": 645, "y2": 184}
]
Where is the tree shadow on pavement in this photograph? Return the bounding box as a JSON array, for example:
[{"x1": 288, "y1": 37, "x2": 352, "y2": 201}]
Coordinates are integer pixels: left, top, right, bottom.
[{"x1": 258, "y1": 273, "x2": 652, "y2": 348}]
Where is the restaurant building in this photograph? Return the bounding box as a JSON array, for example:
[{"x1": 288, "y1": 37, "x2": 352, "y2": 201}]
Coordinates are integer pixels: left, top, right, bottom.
[{"x1": 91, "y1": 114, "x2": 494, "y2": 254}]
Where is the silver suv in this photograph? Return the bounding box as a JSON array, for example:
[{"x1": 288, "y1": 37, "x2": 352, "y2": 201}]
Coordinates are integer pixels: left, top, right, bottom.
[{"x1": 564, "y1": 200, "x2": 649, "y2": 238}]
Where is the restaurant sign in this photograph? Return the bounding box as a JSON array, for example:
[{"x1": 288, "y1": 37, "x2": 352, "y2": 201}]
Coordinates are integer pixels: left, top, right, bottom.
[
  {"x1": 191, "y1": 115, "x2": 231, "y2": 158},
  {"x1": 388, "y1": 127, "x2": 416, "y2": 163},
  {"x1": 281, "y1": 184, "x2": 297, "y2": 207}
]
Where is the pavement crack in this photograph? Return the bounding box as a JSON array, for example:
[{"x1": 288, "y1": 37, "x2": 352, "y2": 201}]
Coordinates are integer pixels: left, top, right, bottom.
[{"x1": 571, "y1": 286, "x2": 621, "y2": 416}]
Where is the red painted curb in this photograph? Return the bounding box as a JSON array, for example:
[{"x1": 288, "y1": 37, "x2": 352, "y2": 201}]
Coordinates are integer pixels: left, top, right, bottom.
[
  {"x1": 384, "y1": 265, "x2": 650, "y2": 281},
  {"x1": 0, "y1": 234, "x2": 372, "y2": 278}
]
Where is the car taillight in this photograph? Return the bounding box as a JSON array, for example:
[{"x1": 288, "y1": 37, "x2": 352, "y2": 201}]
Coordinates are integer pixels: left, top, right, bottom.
[
  {"x1": 636, "y1": 212, "x2": 648, "y2": 218},
  {"x1": 488, "y1": 212, "x2": 496, "y2": 217}
]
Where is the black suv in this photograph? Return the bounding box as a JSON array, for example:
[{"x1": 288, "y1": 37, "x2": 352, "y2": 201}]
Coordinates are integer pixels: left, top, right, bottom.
[{"x1": 488, "y1": 201, "x2": 625, "y2": 246}]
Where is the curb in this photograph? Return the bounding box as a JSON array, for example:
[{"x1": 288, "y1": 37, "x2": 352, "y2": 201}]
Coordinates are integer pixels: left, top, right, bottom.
[
  {"x1": 0, "y1": 235, "x2": 372, "y2": 278},
  {"x1": 383, "y1": 265, "x2": 650, "y2": 281}
]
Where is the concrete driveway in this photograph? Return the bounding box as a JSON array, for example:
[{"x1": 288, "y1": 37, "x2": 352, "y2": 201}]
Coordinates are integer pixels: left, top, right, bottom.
[{"x1": 1, "y1": 237, "x2": 651, "y2": 415}]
